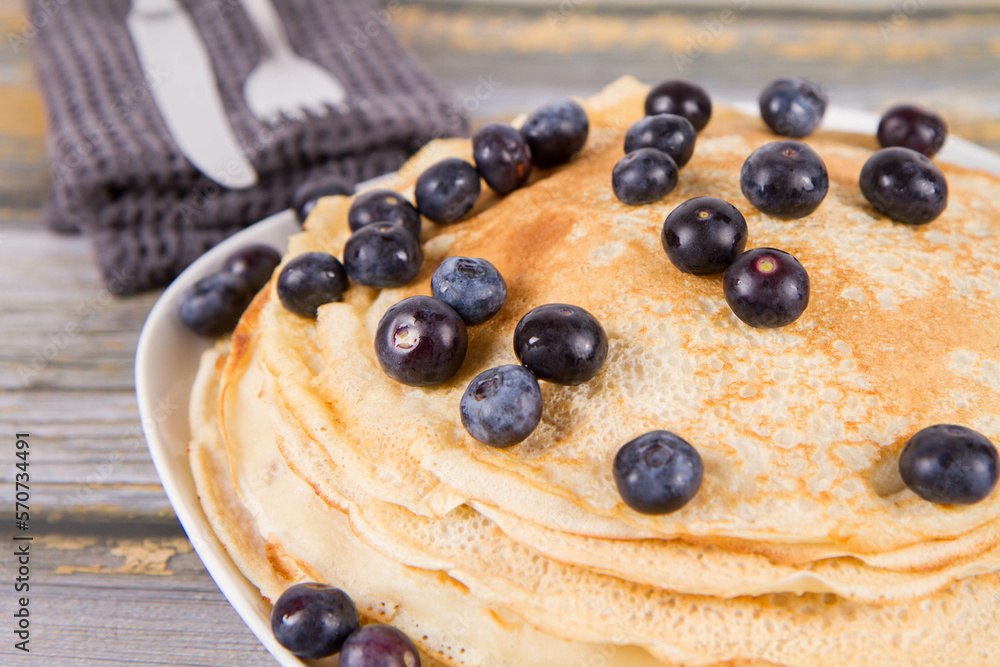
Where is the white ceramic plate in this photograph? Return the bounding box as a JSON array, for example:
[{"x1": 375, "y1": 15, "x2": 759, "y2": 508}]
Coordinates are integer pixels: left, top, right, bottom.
[{"x1": 136, "y1": 108, "x2": 1000, "y2": 666}]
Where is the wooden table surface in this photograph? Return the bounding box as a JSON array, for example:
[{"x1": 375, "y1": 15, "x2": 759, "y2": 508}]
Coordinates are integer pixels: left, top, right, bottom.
[{"x1": 2, "y1": 1, "x2": 999, "y2": 665}]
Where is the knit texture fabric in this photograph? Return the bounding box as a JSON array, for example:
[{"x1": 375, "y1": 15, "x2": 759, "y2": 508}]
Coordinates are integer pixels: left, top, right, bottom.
[{"x1": 32, "y1": 0, "x2": 466, "y2": 293}]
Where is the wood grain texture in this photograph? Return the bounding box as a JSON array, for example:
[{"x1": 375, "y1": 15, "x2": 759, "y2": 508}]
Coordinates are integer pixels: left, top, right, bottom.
[{"x1": 1, "y1": 0, "x2": 999, "y2": 664}]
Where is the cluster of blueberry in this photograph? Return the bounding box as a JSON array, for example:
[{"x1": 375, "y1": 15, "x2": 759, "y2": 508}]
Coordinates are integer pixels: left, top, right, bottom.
[
  {"x1": 178, "y1": 244, "x2": 281, "y2": 336},
  {"x1": 270, "y1": 582, "x2": 420, "y2": 665}
]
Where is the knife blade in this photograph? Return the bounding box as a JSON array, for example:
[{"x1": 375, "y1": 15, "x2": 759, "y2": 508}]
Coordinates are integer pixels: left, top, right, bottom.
[{"x1": 127, "y1": 0, "x2": 258, "y2": 189}]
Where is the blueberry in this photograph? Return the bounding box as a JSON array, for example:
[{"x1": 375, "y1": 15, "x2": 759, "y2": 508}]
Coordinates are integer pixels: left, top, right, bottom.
[
  {"x1": 740, "y1": 140, "x2": 829, "y2": 219},
  {"x1": 348, "y1": 189, "x2": 421, "y2": 237},
  {"x1": 340, "y1": 624, "x2": 421, "y2": 667},
  {"x1": 723, "y1": 247, "x2": 809, "y2": 328},
  {"x1": 270, "y1": 582, "x2": 360, "y2": 659},
  {"x1": 221, "y1": 244, "x2": 281, "y2": 293},
  {"x1": 859, "y1": 146, "x2": 948, "y2": 225},
  {"x1": 431, "y1": 256, "x2": 507, "y2": 325},
  {"x1": 624, "y1": 113, "x2": 697, "y2": 168},
  {"x1": 520, "y1": 99, "x2": 589, "y2": 168},
  {"x1": 414, "y1": 158, "x2": 481, "y2": 225},
  {"x1": 613, "y1": 431, "x2": 703, "y2": 515},
  {"x1": 661, "y1": 197, "x2": 748, "y2": 275},
  {"x1": 375, "y1": 296, "x2": 468, "y2": 386},
  {"x1": 460, "y1": 365, "x2": 543, "y2": 448},
  {"x1": 899, "y1": 425, "x2": 999, "y2": 505},
  {"x1": 472, "y1": 123, "x2": 533, "y2": 195},
  {"x1": 292, "y1": 174, "x2": 353, "y2": 221},
  {"x1": 644, "y1": 79, "x2": 712, "y2": 132},
  {"x1": 759, "y1": 77, "x2": 828, "y2": 138},
  {"x1": 343, "y1": 223, "x2": 423, "y2": 288},
  {"x1": 612, "y1": 148, "x2": 679, "y2": 206},
  {"x1": 277, "y1": 252, "x2": 348, "y2": 318},
  {"x1": 178, "y1": 272, "x2": 253, "y2": 337},
  {"x1": 877, "y1": 104, "x2": 948, "y2": 157},
  {"x1": 513, "y1": 303, "x2": 608, "y2": 386}
]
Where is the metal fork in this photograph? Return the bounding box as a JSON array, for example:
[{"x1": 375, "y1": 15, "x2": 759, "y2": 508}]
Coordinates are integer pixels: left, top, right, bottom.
[{"x1": 241, "y1": 0, "x2": 348, "y2": 124}]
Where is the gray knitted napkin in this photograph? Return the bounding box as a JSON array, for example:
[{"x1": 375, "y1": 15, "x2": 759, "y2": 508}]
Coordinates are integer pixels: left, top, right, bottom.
[{"x1": 32, "y1": 0, "x2": 466, "y2": 293}]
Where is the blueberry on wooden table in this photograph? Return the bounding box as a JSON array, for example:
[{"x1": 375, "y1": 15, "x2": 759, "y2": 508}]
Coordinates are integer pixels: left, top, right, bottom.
[
  {"x1": 877, "y1": 104, "x2": 948, "y2": 157},
  {"x1": 520, "y1": 99, "x2": 590, "y2": 168},
  {"x1": 624, "y1": 113, "x2": 697, "y2": 168},
  {"x1": 859, "y1": 146, "x2": 948, "y2": 225},
  {"x1": 661, "y1": 196, "x2": 748, "y2": 275},
  {"x1": 270, "y1": 582, "x2": 360, "y2": 659},
  {"x1": 178, "y1": 271, "x2": 253, "y2": 336},
  {"x1": 472, "y1": 122, "x2": 533, "y2": 195},
  {"x1": 348, "y1": 189, "x2": 422, "y2": 237},
  {"x1": 375, "y1": 296, "x2": 468, "y2": 387},
  {"x1": 723, "y1": 247, "x2": 809, "y2": 328},
  {"x1": 612, "y1": 148, "x2": 679, "y2": 206},
  {"x1": 759, "y1": 77, "x2": 828, "y2": 138},
  {"x1": 339, "y1": 624, "x2": 422, "y2": 667},
  {"x1": 644, "y1": 79, "x2": 712, "y2": 132},
  {"x1": 899, "y1": 425, "x2": 998, "y2": 505},
  {"x1": 431, "y1": 256, "x2": 507, "y2": 326},
  {"x1": 277, "y1": 252, "x2": 348, "y2": 318},
  {"x1": 614, "y1": 430, "x2": 704, "y2": 515},
  {"x1": 513, "y1": 303, "x2": 608, "y2": 386},
  {"x1": 414, "y1": 158, "x2": 481, "y2": 225},
  {"x1": 343, "y1": 222, "x2": 423, "y2": 288},
  {"x1": 461, "y1": 365, "x2": 543, "y2": 448},
  {"x1": 740, "y1": 140, "x2": 828, "y2": 219}
]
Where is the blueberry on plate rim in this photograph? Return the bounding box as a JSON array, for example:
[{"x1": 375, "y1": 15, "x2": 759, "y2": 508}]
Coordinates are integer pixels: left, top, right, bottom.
[
  {"x1": 375, "y1": 295, "x2": 468, "y2": 387},
  {"x1": 472, "y1": 122, "x2": 533, "y2": 195},
  {"x1": 348, "y1": 189, "x2": 422, "y2": 237},
  {"x1": 877, "y1": 103, "x2": 948, "y2": 157},
  {"x1": 415, "y1": 158, "x2": 482, "y2": 225},
  {"x1": 178, "y1": 271, "x2": 253, "y2": 337},
  {"x1": 661, "y1": 196, "x2": 748, "y2": 275},
  {"x1": 277, "y1": 252, "x2": 349, "y2": 318},
  {"x1": 339, "y1": 624, "x2": 422, "y2": 667},
  {"x1": 740, "y1": 140, "x2": 829, "y2": 219},
  {"x1": 513, "y1": 303, "x2": 608, "y2": 386},
  {"x1": 644, "y1": 79, "x2": 712, "y2": 132},
  {"x1": 859, "y1": 146, "x2": 948, "y2": 225},
  {"x1": 758, "y1": 77, "x2": 828, "y2": 138},
  {"x1": 612, "y1": 147, "x2": 679, "y2": 206},
  {"x1": 270, "y1": 582, "x2": 360, "y2": 659},
  {"x1": 899, "y1": 424, "x2": 998, "y2": 505},
  {"x1": 343, "y1": 222, "x2": 424, "y2": 288},
  {"x1": 461, "y1": 365, "x2": 543, "y2": 448},
  {"x1": 220, "y1": 244, "x2": 282, "y2": 294},
  {"x1": 613, "y1": 430, "x2": 704, "y2": 515},
  {"x1": 431, "y1": 256, "x2": 507, "y2": 326},
  {"x1": 723, "y1": 247, "x2": 809, "y2": 328},
  {"x1": 519, "y1": 99, "x2": 590, "y2": 168}
]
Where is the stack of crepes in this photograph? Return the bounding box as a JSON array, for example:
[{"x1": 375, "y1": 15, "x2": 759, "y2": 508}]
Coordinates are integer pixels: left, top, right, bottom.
[{"x1": 188, "y1": 77, "x2": 1000, "y2": 667}]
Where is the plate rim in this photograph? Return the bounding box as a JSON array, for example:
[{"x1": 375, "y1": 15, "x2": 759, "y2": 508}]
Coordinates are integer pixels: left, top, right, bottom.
[{"x1": 135, "y1": 106, "x2": 1000, "y2": 666}]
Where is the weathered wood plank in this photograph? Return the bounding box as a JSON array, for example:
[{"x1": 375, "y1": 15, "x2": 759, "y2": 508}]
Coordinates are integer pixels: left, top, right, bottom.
[{"x1": 0, "y1": 529, "x2": 273, "y2": 666}]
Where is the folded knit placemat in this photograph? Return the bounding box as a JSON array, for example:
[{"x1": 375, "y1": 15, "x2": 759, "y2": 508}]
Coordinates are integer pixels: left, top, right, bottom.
[{"x1": 32, "y1": 0, "x2": 466, "y2": 293}]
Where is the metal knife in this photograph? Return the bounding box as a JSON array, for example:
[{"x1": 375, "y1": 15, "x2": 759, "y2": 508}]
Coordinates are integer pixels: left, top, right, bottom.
[{"x1": 127, "y1": 0, "x2": 258, "y2": 189}]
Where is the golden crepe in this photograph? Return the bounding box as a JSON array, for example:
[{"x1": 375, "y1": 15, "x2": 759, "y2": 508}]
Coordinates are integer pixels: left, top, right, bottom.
[{"x1": 189, "y1": 77, "x2": 1000, "y2": 666}]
